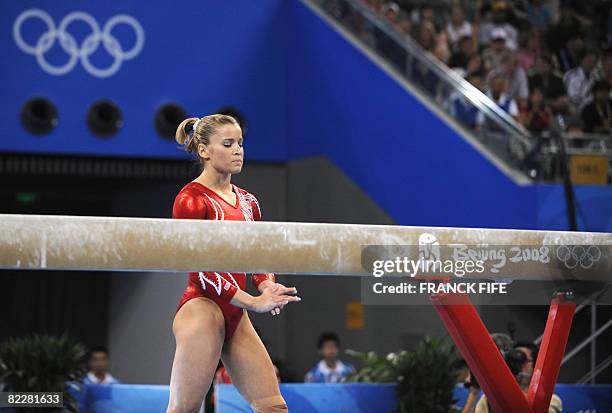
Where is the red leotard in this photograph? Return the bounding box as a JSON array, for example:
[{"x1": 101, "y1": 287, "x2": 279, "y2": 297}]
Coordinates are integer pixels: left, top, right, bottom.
[{"x1": 173, "y1": 181, "x2": 275, "y2": 341}]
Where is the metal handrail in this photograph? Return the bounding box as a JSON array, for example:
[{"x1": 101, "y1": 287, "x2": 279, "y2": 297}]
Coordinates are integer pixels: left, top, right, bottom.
[
  {"x1": 343, "y1": 0, "x2": 532, "y2": 144},
  {"x1": 562, "y1": 318, "x2": 612, "y2": 364},
  {"x1": 578, "y1": 354, "x2": 612, "y2": 384}
]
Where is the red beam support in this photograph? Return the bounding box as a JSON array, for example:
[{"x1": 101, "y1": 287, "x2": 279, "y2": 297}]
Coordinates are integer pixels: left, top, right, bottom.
[
  {"x1": 431, "y1": 292, "x2": 534, "y2": 413},
  {"x1": 527, "y1": 293, "x2": 576, "y2": 412}
]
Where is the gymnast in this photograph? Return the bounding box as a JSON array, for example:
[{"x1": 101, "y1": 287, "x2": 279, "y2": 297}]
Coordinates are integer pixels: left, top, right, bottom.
[{"x1": 166, "y1": 114, "x2": 300, "y2": 413}]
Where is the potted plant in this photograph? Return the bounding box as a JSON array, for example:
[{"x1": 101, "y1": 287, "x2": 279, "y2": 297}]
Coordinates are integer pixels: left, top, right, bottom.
[
  {"x1": 0, "y1": 334, "x2": 88, "y2": 412},
  {"x1": 346, "y1": 337, "x2": 460, "y2": 413}
]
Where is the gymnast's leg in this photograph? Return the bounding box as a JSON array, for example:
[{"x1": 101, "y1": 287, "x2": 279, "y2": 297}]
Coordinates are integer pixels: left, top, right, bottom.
[
  {"x1": 221, "y1": 313, "x2": 287, "y2": 412},
  {"x1": 167, "y1": 297, "x2": 225, "y2": 413}
]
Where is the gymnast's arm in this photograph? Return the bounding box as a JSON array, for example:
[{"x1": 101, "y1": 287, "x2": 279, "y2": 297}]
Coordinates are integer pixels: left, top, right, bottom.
[
  {"x1": 249, "y1": 197, "x2": 300, "y2": 313},
  {"x1": 230, "y1": 286, "x2": 300, "y2": 314}
]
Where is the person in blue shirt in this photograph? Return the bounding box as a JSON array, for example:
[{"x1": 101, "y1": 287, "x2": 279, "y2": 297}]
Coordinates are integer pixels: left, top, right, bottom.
[
  {"x1": 83, "y1": 347, "x2": 120, "y2": 385},
  {"x1": 304, "y1": 332, "x2": 355, "y2": 383}
]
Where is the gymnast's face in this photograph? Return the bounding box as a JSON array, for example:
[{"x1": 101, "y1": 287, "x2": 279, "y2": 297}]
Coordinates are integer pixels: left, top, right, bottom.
[{"x1": 198, "y1": 124, "x2": 244, "y2": 175}]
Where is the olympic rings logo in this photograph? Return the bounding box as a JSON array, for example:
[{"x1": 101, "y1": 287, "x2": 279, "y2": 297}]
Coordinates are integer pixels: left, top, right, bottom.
[
  {"x1": 555, "y1": 245, "x2": 602, "y2": 270},
  {"x1": 13, "y1": 9, "x2": 145, "y2": 78}
]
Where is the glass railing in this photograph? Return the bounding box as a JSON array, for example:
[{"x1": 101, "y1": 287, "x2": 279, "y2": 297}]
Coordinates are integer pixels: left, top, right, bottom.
[{"x1": 309, "y1": 0, "x2": 612, "y2": 185}]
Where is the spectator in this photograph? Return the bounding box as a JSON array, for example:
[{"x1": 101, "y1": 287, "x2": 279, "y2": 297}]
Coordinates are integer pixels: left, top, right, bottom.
[
  {"x1": 381, "y1": 2, "x2": 399, "y2": 25},
  {"x1": 83, "y1": 347, "x2": 120, "y2": 385},
  {"x1": 528, "y1": 53, "x2": 571, "y2": 114},
  {"x1": 479, "y1": 2, "x2": 519, "y2": 51},
  {"x1": 546, "y1": 5, "x2": 585, "y2": 62},
  {"x1": 465, "y1": 54, "x2": 485, "y2": 79},
  {"x1": 460, "y1": 371, "x2": 482, "y2": 413},
  {"x1": 524, "y1": 0, "x2": 553, "y2": 31},
  {"x1": 304, "y1": 332, "x2": 355, "y2": 383},
  {"x1": 516, "y1": 31, "x2": 541, "y2": 72},
  {"x1": 394, "y1": 11, "x2": 412, "y2": 41},
  {"x1": 477, "y1": 73, "x2": 520, "y2": 126},
  {"x1": 420, "y1": 5, "x2": 436, "y2": 29},
  {"x1": 499, "y1": 53, "x2": 530, "y2": 107},
  {"x1": 564, "y1": 49, "x2": 599, "y2": 109},
  {"x1": 521, "y1": 87, "x2": 553, "y2": 132},
  {"x1": 447, "y1": 5, "x2": 473, "y2": 51},
  {"x1": 557, "y1": 34, "x2": 585, "y2": 72},
  {"x1": 513, "y1": 340, "x2": 539, "y2": 364},
  {"x1": 582, "y1": 80, "x2": 612, "y2": 134},
  {"x1": 449, "y1": 35, "x2": 477, "y2": 71},
  {"x1": 449, "y1": 72, "x2": 485, "y2": 128},
  {"x1": 482, "y1": 28, "x2": 509, "y2": 72},
  {"x1": 474, "y1": 349, "x2": 562, "y2": 413}
]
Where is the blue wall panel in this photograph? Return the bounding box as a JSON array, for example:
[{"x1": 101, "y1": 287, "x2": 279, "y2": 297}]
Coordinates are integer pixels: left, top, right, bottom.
[{"x1": 0, "y1": 1, "x2": 288, "y2": 160}]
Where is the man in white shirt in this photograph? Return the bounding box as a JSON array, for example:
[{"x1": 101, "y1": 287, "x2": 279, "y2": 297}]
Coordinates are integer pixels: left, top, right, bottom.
[
  {"x1": 83, "y1": 347, "x2": 120, "y2": 385},
  {"x1": 564, "y1": 50, "x2": 599, "y2": 109}
]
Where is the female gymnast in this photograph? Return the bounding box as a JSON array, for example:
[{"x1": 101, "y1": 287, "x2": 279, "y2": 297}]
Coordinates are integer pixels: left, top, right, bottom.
[{"x1": 166, "y1": 114, "x2": 300, "y2": 413}]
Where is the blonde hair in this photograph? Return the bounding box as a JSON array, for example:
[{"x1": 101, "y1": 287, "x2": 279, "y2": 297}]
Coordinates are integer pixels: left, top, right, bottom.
[{"x1": 175, "y1": 114, "x2": 241, "y2": 161}]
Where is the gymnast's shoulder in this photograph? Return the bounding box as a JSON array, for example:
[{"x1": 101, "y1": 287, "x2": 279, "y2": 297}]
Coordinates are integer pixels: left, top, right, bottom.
[{"x1": 172, "y1": 182, "x2": 209, "y2": 219}]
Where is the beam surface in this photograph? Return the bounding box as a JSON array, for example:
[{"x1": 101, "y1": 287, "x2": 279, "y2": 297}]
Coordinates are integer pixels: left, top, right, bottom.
[{"x1": 0, "y1": 214, "x2": 610, "y2": 280}]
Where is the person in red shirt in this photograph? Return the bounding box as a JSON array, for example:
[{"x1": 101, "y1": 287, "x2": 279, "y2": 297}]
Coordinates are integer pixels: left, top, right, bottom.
[{"x1": 166, "y1": 114, "x2": 300, "y2": 413}]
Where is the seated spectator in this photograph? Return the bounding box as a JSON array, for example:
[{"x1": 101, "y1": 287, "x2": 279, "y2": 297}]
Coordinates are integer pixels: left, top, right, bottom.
[
  {"x1": 564, "y1": 49, "x2": 599, "y2": 109},
  {"x1": 448, "y1": 35, "x2": 477, "y2": 71},
  {"x1": 546, "y1": 5, "x2": 585, "y2": 65},
  {"x1": 477, "y1": 73, "x2": 520, "y2": 126},
  {"x1": 499, "y1": 53, "x2": 530, "y2": 108},
  {"x1": 83, "y1": 347, "x2": 120, "y2": 385},
  {"x1": 482, "y1": 28, "x2": 509, "y2": 72},
  {"x1": 516, "y1": 31, "x2": 541, "y2": 72},
  {"x1": 305, "y1": 332, "x2": 355, "y2": 383},
  {"x1": 449, "y1": 72, "x2": 485, "y2": 128},
  {"x1": 524, "y1": 0, "x2": 553, "y2": 31},
  {"x1": 474, "y1": 349, "x2": 562, "y2": 413},
  {"x1": 381, "y1": 2, "x2": 399, "y2": 25},
  {"x1": 446, "y1": 5, "x2": 473, "y2": 52},
  {"x1": 557, "y1": 34, "x2": 585, "y2": 72},
  {"x1": 393, "y1": 11, "x2": 412, "y2": 42},
  {"x1": 528, "y1": 53, "x2": 571, "y2": 114},
  {"x1": 582, "y1": 80, "x2": 612, "y2": 134},
  {"x1": 479, "y1": 2, "x2": 519, "y2": 51},
  {"x1": 521, "y1": 87, "x2": 553, "y2": 132},
  {"x1": 460, "y1": 371, "x2": 482, "y2": 413}
]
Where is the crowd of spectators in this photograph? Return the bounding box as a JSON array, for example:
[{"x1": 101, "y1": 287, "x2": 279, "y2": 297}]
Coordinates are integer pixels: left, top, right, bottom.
[{"x1": 321, "y1": 0, "x2": 612, "y2": 137}]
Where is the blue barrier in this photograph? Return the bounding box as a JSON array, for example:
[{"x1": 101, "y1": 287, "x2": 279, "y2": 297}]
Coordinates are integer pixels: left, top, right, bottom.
[
  {"x1": 1, "y1": 383, "x2": 609, "y2": 412},
  {"x1": 217, "y1": 383, "x2": 397, "y2": 413}
]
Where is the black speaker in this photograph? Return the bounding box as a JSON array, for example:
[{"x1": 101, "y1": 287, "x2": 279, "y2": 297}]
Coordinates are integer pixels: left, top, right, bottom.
[
  {"x1": 154, "y1": 103, "x2": 187, "y2": 140},
  {"x1": 20, "y1": 97, "x2": 59, "y2": 136},
  {"x1": 87, "y1": 100, "x2": 123, "y2": 138}
]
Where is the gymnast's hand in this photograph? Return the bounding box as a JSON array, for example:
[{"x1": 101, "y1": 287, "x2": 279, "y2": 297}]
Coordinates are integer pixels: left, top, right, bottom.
[{"x1": 253, "y1": 283, "x2": 300, "y2": 315}]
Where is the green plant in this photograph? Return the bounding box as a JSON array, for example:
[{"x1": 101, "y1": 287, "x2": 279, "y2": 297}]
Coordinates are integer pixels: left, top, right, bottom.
[
  {"x1": 0, "y1": 334, "x2": 88, "y2": 412},
  {"x1": 346, "y1": 337, "x2": 460, "y2": 413}
]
